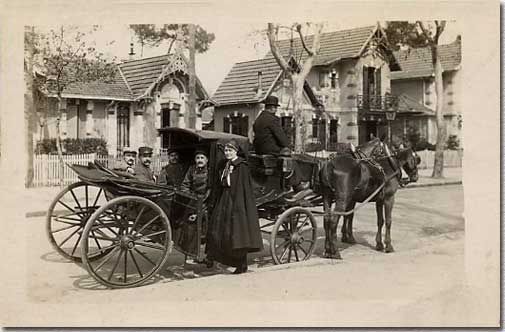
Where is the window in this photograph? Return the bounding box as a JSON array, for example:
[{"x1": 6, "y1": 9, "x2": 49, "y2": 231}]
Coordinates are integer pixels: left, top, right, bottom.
[
  {"x1": 329, "y1": 119, "x2": 339, "y2": 143},
  {"x1": 363, "y1": 66, "x2": 381, "y2": 96},
  {"x1": 161, "y1": 108, "x2": 171, "y2": 128},
  {"x1": 117, "y1": 105, "x2": 130, "y2": 150},
  {"x1": 312, "y1": 118, "x2": 320, "y2": 138},
  {"x1": 223, "y1": 113, "x2": 249, "y2": 137}
]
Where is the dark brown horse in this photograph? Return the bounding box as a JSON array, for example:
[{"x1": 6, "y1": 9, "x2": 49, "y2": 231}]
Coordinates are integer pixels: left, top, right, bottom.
[{"x1": 320, "y1": 142, "x2": 420, "y2": 259}]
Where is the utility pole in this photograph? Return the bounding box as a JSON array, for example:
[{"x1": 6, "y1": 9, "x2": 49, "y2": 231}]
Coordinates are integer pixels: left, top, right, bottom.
[{"x1": 188, "y1": 24, "x2": 197, "y2": 129}]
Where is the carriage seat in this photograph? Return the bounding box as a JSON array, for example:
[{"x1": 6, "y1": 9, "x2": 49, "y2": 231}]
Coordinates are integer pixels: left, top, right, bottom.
[{"x1": 248, "y1": 154, "x2": 279, "y2": 175}]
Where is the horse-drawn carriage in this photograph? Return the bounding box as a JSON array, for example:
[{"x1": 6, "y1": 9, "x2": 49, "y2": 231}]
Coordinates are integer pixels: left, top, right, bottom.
[{"x1": 46, "y1": 128, "x2": 323, "y2": 288}]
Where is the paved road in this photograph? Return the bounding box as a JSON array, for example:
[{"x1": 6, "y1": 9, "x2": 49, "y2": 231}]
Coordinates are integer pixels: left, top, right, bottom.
[{"x1": 4, "y1": 184, "x2": 480, "y2": 326}]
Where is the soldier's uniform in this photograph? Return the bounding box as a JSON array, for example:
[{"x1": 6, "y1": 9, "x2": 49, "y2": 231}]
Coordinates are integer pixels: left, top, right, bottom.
[
  {"x1": 134, "y1": 146, "x2": 155, "y2": 183},
  {"x1": 157, "y1": 163, "x2": 187, "y2": 187},
  {"x1": 181, "y1": 165, "x2": 209, "y2": 197}
]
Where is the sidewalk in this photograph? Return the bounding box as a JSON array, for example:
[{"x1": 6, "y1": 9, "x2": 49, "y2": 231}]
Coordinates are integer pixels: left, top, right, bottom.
[
  {"x1": 405, "y1": 167, "x2": 462, "y2": 189},
  {"x1": 23, "y1": 167, "x2": 462, "y2": 218}
]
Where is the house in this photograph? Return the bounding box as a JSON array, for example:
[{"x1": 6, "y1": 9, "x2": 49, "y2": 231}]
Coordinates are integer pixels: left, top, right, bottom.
[
  {"x1": 213, "y1": 24, "x2": 462, "y2": 148},
  {"x1": 212, "y1": 56, "x2": 321, "y2": 144},
  {"x1": 36, "y1": 48, "x2": 213, "y2": 155},
  {"x1": 213, "y1": 24, "x2": 402, "y2": 147},
  {"x1": 390, "y1": 37, "x2": 462, "y2": 145}
]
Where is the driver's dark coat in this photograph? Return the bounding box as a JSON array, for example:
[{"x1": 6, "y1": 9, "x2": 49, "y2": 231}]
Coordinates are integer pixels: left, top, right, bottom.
[
  {"x1": 253, "y1": 110, "x2": 290, "y2": 155},
  {"x1": 134, "y1": 163, "x2": 155, "y2": 182}
]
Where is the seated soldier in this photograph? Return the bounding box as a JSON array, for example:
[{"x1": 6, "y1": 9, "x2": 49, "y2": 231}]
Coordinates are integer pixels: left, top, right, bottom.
[
  {"x1": 181, "y1": 149, "x2": 210, "y2": 199},
  {"x1": 113, "y1": 146, "x2": 136, "y2": 175},
  {"x1": 157, "y1": 149, "x2": 186, "y2": 188},
  {"x1": 134, "y1": 146, "x2": 156, "y2": 182}
]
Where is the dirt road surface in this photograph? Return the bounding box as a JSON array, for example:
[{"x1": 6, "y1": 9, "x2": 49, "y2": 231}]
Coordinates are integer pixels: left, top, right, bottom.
[{"x1": 1, "y1": 184, "x2": 499, "y2": 326}]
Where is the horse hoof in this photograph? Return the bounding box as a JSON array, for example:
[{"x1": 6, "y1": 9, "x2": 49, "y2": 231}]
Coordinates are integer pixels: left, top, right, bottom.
[
  {"x1": 347, "y1": 237, "x2": 356, "y2": 244},
  {"x1": 375, "y1": 243, "x2": 384, "y2": 251},
  {"x1": 385, "y1": 245, "x2": 395, "y2": 253}
]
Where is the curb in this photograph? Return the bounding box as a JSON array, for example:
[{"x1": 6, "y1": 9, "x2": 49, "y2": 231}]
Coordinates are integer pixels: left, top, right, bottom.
[
  {"x1": 25, "y1": 181, "x2": 462, "y2": 218},
  {"x1": 402, "y1": 180, "x2": 462, "y2": 189}
]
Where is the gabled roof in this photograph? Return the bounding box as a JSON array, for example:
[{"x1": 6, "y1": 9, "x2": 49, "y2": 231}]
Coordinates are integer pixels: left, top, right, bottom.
[
  {"x1": 391, "y1": 39, "x2": 461, "y2": 80},
  {"x1": 212, "y1": 57, "x2": 320, "y2": 107},
  {"x1": 397, "y1": 94, "x2": 435, "y2": 116},
  {"x1": 264, "y1": 25, "x2": 377, "y2": 66},
  {"x1": 60, "y1": 72, "x2": 133, "y2": 101},
  {"x1": 212, "y1": 57, "x2": 282, "y2": 105},
  {"x1": 55, "y1": 53, "x2": 210, "y2": 102}
]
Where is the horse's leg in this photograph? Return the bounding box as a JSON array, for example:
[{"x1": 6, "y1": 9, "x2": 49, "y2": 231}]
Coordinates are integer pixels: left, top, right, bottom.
[
  {"x1": 329, "y1": 209, "x2": 342, "y2": 259},
  {"x1": 375, "y1": 201, "x2": 385, "y2": 251},
  {"x1": 384, "y1": 195, "x2": 395, "y2": 253},
  {"x1": 322, "y1": 195, "x2": 332, "y2": 258},
  {"x1": 341, "y1": 204, "x2": 356, "y2": 244}
]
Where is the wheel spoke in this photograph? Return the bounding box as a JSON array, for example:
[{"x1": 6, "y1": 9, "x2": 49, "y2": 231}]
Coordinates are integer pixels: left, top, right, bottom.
[
  {"x1": 133, "y1": 248, "x2": 157, "y2": 266},
  {"x1": 302, "y1": 239, "x2": 315, "y2": 245},
  {"x1": 136, "y1": 241, "x2": 165, "y2": 251},
  {"x1": 92, "y1": 227, "x2": 118, "y2": 241},
  {"x1": 297, "y1": 216, "x2": 310, "y2": 230},
  {"x1": 293, "y1": 245, "x2": 300, "y2": 262},
  {"x1": 92, "y1": 188, "x2": 104, "y2": 208},
  {"x1": 92, "y1": 247, "x2": 120, "y2": 271},
  {"x1": 69, "y1": 189, "x2": 83, "y2": 212},
  {"x1": 87, "y1": 243, "x2": 119, "y2": 258},
  {"x1": 107, "y1": 249, "x2": 124, "y2": 281},
  {"x1": 57, "y1": 199, "x2": 77, "y2": 214},
  {"x1": 58, "y1": 226, "x2": 82, "y2": 247},
  {"x1": 123, "y1": 249, "x2": 128, "y2": 282},
  {"x1": 128, "y1": 206, "x2": 146, "y2": 235},
  {"x1": 287, "y1": 246, "x2": 292, "y2": 263},
  {"x1": 91, "y1": 230, "x2": 103, "y2": 251},
  {"x1": 281, "y1": 222, "x2": 292, "y2": 236},
  {"x1": 135, "y1": 215, "x2": 160, "y2": 236},
  {"x1": 96, "y1": 218, "x2": 119, "y2": 237},
  {"x1": 55, "y1": 216, "x2": 83, "y2": 224},
  {"x1": 70, "y1": 230, "x2": 83, "y2": 256},
  {"x1": 52, "y1": 223, "x2": 80, "y2": 233},
  {"x1": 137, "y1": 230, "x2": 167, "y2": 240},
  {"x1": 129, "y1": 251, "x2": 143, "y2": 278},
  {"x1": 275, "y1": 238, "x2": 290, "y2": 250},
  {"x1": 296, "y1": 244, "x2": 309, "y2": 256},
  {"x1": 85, "y1": 185, "x2": 89, "y2": 209},
  {"x1": 279, "y1": 246, "x2": 290, "y2": 262}
]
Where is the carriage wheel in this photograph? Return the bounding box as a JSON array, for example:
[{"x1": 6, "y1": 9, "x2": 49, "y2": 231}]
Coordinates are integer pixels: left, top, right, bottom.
[
  {"x1": 81, "y1": 196, "x2": 172, "y2": 288},
  {"x1": 46, "y1": 182, "x2": 112, "y2": 262},
  {"x1": 270, "y1": 207, "x2": 317, "y2": 265}
]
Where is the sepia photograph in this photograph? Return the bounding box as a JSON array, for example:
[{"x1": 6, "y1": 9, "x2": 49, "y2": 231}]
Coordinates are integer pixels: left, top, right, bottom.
[{"x1": 0, "y1": 0, "x2": 500, "y2": 328}]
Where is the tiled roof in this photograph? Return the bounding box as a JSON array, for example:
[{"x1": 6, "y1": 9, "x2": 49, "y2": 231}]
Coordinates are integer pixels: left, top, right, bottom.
[
  {"x1": 118, "y1": 54, "x2": 171, "y2": 98},
  {"x1": 391, "y1": 40, "x2": 461, "y2": 80},
  {"x1": 212, "y1": 57, "x2": 282, "y2": 106},
  {"x1": 61, "y1": 72, "x2": 133, "y2": 100},
  {"x1": 397, "y1": 94, "x2": 435, "y2": 116},
  {"x1": 264, "y1": 25, "x2": 376, "y2": 66}
]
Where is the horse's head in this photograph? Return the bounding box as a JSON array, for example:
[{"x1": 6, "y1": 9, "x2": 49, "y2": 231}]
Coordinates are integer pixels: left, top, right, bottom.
[
  {"x1": 357, "y1": 138, "x2": 382, "y2": 158},
  {"x1": 396, "y1": 147, "x2": 420, "y2": 183}
]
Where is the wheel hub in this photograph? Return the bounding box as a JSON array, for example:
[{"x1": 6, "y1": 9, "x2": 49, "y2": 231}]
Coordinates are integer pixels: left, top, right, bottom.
[
  {"x1": 291, "y1": 233, "x2": 304, "y2": 244},
  {"x1": 120, "y1": 235, "x2": 135, "y2": 250}
]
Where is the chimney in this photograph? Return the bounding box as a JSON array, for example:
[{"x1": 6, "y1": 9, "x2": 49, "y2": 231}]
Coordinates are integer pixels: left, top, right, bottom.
[
  {"x1": 129, "y1": 42, "x2": 136, "y2": 60},
  {"x1": 256, "y1": 71, "x2": 263, "y2": 98}
]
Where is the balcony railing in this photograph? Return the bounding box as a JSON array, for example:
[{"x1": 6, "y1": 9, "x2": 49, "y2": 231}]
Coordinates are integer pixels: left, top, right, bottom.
[{"x1": 357, "y1": 94, "x2": 399, "y2": 111}]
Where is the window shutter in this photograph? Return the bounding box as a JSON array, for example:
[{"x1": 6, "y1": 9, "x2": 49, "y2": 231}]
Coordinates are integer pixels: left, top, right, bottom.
[
  {"x1": 375, "y1": 68, "x2": 381, "y2": 96},
  {"x1": 223, "y1": 117, "x2": 230, "y2": 133},
  {"x1": 362, "y1": 66, "x2": 369, "y2": 96},
  {"x1": 240, "y1": 116, "x2": 249, "y2": 137}
]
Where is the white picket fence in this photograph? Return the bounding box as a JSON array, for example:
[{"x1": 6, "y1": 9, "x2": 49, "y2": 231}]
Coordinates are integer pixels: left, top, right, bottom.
[
  {"x1": 416, "y1": 149, "x2": 463, "y2": 169},
  {"x1": 33, "y1": 153, "x2": 168, "y2": 187}
]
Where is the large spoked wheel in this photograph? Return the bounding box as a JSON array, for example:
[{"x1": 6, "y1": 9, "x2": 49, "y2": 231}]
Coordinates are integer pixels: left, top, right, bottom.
[
  {"x1": 81, "y1": 196, "x2": 172, "y2": 288},
  {"x1": 270, "y1": 207, "x2": 317, "y2": 265},
  {"x1": 46, "y1": 182, "x2": 112, "y2": 262}
]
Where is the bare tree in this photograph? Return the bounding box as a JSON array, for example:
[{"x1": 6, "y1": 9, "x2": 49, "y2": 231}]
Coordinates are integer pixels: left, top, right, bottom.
[
  {"x1": 416, "y1": 20, "x2": 447, "y2": 178},
  {"x1": 35, "y1": 26, "x2": 117, "y2": 185},
  {"x1": 266, "y1": 23, "x2": 324, "y2": 153}
]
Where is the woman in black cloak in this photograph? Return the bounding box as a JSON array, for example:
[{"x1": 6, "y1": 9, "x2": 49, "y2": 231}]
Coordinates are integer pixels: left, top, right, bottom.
[{"x1": 205, "y1": 139, "x2": 262, "y2": 274}]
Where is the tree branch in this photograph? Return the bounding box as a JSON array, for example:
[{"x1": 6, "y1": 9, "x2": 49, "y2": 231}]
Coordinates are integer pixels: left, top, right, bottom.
[
  {"x1": 267, "y1": 23, "x2": 291, "y2": 72},
  {"x1": 417, "y1": 21, "x2": 433, "y2": 44},
  {"x1": 299, "y1": 23, "x2": 323, "y2": 79},
  {"x1": 296, "y1": 24, "x2": 313, "y2": 56}
]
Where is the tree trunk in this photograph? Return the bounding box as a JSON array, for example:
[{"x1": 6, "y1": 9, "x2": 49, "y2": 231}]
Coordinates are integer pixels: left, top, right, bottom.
[
  {"x1": 55, "y1": 97, "x2": 65, "y2": 186},
  {"x1": 24, "y1": 26, "x2": 35, "y2": 187},
  {"x1": 292, "y1": 75, "x2": 306, "y2": 153},
  {"x1": 187, "y1": 24, "x2": 197, "y2": 129},
  {"x1": 432, "y1": 47, "x2": 445, "y2": 178}
]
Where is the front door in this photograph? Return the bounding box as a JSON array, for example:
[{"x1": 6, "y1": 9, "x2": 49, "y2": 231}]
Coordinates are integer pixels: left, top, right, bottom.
[{"x1": 359, "y1": 121, "x2": 378, "y2": 144}]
